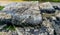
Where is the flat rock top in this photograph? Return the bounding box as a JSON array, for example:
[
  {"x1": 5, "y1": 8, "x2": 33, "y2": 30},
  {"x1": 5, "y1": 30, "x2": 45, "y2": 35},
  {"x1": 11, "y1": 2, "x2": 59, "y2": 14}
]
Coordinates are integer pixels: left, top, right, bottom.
[{"x1": 39, "y1": 2, "x2": 54, "y2": 9}]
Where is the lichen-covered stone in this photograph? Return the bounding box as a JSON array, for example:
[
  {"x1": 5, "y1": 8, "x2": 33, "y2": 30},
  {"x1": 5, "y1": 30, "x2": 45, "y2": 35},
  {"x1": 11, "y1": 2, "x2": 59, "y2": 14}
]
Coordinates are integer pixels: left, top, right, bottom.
[{"x1": 0, "y1": 2, "x2": 60, "y2": 35}]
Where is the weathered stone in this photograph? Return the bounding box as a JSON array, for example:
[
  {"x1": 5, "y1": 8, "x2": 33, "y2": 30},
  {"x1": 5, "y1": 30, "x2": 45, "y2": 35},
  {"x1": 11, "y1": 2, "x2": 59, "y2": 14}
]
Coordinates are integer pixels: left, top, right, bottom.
[
  {"x1": 0, "y1": 12, "x2": 11, "y2": 19},
  {"x1": 56, "y1": 13, "x2": 60, "y2": 18},
  {"x1": 11, "y1": 9, "x2": 42, "y2": 25},
  {"x1": 39, "y1": 2, "x2": 55, "y2": 13},
  {"x1": 2, "y1": 1, "x2": 42, "y2": 25},
  {"x1": 1, "y1": 2, "x2": 60, "y2": 35}
]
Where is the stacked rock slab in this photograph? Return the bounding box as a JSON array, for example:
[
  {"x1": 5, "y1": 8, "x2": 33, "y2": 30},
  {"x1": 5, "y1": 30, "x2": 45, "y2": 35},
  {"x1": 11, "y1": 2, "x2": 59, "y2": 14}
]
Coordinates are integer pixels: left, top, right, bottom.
[{"x1": 39, "y1": 2, "x2": 55, "y2": 13}]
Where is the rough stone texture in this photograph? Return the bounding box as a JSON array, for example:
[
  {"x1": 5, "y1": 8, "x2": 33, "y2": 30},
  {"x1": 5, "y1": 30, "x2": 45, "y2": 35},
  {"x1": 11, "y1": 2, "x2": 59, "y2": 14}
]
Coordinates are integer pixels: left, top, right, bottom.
[
  {"x1": 2, "y1": 1, "x2": 42, "y2": 25},
  {"x1": 39, "y1": 2, "x2": 54, "y2": 10},
  {"x1": 0, "y1": 2, "x2": 60, "y2": 35}
]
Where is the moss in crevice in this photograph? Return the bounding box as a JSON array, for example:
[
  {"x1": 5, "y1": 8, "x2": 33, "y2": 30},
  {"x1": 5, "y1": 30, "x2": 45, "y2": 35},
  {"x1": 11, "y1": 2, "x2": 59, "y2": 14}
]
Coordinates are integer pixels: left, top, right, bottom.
[{"x1": 0, "y1": 6, "x2": 4, "y2": 10}]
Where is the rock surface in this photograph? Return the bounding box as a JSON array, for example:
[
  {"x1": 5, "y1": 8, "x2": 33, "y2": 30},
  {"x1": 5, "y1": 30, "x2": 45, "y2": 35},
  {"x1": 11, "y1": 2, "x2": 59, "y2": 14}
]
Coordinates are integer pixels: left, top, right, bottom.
[
  {"x1": 2, "y1": 1, "x2": 42, "y2": 25},
  {"x1": 0, "y1": 2, "x2": 60, "y2": 35}
]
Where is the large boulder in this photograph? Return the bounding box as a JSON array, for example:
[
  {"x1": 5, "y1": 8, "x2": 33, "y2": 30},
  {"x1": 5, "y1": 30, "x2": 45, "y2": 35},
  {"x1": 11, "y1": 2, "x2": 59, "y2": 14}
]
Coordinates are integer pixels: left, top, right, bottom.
[{"x1": 2, "y1": 1, "x2": 42, "y2": 25}]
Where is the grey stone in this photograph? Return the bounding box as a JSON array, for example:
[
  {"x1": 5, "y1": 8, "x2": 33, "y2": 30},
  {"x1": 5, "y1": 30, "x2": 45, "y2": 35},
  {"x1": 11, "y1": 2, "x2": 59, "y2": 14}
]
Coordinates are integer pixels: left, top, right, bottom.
[{"x1": 39, "y1": 2, "x2": 55, "y2": 13}]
